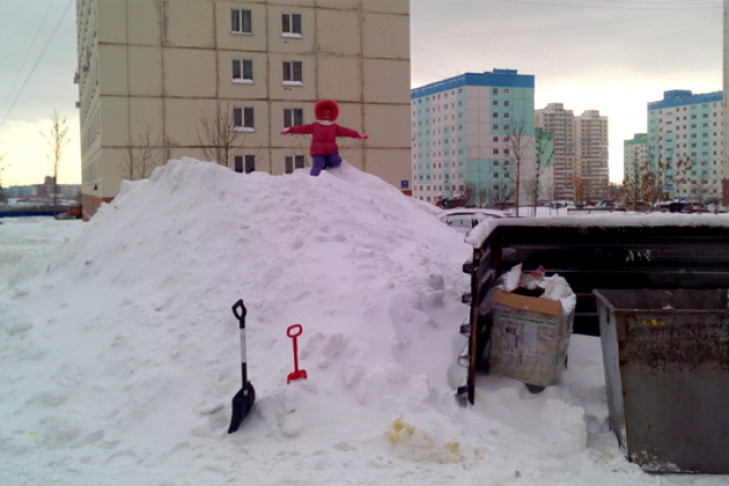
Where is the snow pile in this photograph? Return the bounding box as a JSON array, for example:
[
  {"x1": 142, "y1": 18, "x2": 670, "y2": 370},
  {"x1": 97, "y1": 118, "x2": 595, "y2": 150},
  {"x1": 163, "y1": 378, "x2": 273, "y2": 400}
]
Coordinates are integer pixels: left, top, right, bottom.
[{"x1": 1, "y1": 159, "x2": 719, "y2": 485}]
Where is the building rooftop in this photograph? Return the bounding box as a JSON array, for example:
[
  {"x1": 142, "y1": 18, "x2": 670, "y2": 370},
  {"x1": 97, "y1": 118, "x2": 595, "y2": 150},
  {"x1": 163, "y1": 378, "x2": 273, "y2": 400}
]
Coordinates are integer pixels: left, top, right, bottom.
[
  {"x1": 411, "y1": 69, "x2": 534, "y2": 99},
  {"x1": 647, "y1": 89, "x2": 723, "y2": 110}
]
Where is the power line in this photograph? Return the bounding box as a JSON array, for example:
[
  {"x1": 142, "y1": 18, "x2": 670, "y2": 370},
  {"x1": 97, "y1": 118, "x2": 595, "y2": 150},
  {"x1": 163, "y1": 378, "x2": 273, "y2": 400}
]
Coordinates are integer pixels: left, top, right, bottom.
[
  {"x1": 0, "y1": 0, "x2": 55, "y2": 116},
  {"x1": 0, "y1": 0, "x2": 74, "y2": 129}
]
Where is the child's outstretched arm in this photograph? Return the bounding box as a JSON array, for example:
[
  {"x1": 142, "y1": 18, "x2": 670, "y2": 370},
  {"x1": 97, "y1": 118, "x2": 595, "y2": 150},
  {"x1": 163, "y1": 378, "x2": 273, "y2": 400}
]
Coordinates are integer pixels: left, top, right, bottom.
[
  {"x1": 336, "y1": 125, "x2": 368, "y2": 140},
  {"x1": 281, "y1": 123, "x2": 315, "y2": 135}
]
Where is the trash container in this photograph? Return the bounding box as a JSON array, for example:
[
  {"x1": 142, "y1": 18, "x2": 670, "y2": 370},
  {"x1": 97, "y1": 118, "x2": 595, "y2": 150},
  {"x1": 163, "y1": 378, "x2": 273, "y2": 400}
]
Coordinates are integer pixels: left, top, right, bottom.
[
  {"x1": 593, "y1": 289, "x2": 729, "y2": 473},
  {"x1": 485, "y1": 268, "x2": 576, "y2": 391}
]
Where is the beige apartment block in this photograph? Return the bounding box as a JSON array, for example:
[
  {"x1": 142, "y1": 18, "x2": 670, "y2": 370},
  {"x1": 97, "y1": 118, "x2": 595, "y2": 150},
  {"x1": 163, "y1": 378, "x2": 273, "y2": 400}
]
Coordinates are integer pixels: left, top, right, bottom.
[
  {"x1": 575, "y1": 110, "x2": 608, "y2": 201},
  {"x1": 723, "y1": 0, "x2": 729, "y2": 204},
  {"x1": 535, "y1": 103, "x2": 576, "y2": 201},
  {"x1": 75, "y1": 0, "x2": 412, "y2": 219}
]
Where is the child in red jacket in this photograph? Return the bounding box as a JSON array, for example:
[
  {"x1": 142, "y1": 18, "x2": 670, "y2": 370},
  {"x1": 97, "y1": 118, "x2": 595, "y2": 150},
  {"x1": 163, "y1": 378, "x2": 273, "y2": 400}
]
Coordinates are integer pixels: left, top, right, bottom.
[{"x1": 280, "y1": 99, "x2": 368, "y2": 176}]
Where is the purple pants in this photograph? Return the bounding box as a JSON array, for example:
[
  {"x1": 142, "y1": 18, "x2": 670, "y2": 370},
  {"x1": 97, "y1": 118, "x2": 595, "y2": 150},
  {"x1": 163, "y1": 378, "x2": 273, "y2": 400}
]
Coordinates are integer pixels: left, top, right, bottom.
[{"x1": 311, "y1": 154, "x2": 342, "y2": 176}]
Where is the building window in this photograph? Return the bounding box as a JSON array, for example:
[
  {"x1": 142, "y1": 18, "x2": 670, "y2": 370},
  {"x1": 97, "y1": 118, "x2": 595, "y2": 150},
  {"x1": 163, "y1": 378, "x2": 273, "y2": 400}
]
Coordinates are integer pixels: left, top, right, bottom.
[
  {"x1": 283, "y1": 108, "x2": 303, "y2": 128},
  {"x1": 285, "y1": 155, "x2": 305, "y2": 173},
  {"x1": 233, "y1": 107, "x2": 254, "y2": 132},
  {"x1": 282, "y1": 13, "x2": 302, "y2": 37},
  {"x1": 283, "y1": 61, "x2": 303, "y2": 85},
  {"x1": 231, "y1": 9, "x2": 252, "y2": 34},
  {"x1": 232, "y1": 59, "x2": 253, "y2": 83},
  {"x1": 234, "y1": 155, "x2": 255, "y2": 173}
]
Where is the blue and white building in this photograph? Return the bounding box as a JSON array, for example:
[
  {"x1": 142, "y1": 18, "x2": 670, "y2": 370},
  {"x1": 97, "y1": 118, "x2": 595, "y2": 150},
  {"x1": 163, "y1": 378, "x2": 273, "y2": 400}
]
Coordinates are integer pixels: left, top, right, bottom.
[
  {"x1": 411, "y1": 69, "x2": 543, "y2": 206},
  {"x1": 647, "y1": 90, "x2": 724, "y2": 201}
]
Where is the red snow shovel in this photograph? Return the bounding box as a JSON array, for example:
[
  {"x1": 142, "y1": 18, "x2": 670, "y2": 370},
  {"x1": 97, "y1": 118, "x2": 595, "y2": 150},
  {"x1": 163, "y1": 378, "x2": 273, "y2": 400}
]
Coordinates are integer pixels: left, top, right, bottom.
[
  {"x1": 228, "y1": 299, "x2": 256, "y2": 434},
  {"x1": 287, "y1": 324, "x2": 308, "y2": 384}
]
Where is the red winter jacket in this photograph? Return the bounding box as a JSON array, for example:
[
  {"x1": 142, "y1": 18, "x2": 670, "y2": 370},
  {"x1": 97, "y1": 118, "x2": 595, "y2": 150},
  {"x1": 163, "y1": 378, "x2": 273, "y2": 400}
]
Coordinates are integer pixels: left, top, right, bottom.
[{"x1": 285, "y1": 121, "x2": 363, "y2": 156}]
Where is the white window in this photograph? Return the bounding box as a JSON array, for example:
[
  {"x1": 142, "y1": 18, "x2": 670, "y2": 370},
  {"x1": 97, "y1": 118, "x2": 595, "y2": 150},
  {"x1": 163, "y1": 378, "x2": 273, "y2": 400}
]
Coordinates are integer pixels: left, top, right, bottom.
[
  {"x1": 285, "y1": 155, "x2": 305, "y2": 173},
  {"x1": 233, "y1": 107, "x2": 254, "y2": 132},
  {"x1": 234, "y1": 155, "x2": 255, "y2": 173},
  {"x1": 283, "y1": 61, "x2": 302, "y2": 85},
  {"x1": 283, "y1": 108, "x2": 303, "y2": 128},
  {"x1": 231, "y1": 9, "x2": 252, "y2": 34},
  {"x1": 282, "y1": 13, "x2": 302, "y2": 37},
  {"x1": 232, "y1": 59, "x2": 253, "y2": 83}
]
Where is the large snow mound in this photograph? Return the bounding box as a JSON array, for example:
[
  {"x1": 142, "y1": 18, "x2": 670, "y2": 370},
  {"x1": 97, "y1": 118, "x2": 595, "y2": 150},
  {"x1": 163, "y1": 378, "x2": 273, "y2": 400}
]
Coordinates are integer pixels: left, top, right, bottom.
[{"x1": 3, "y1": 159, "x2": 710, "y2": 485}]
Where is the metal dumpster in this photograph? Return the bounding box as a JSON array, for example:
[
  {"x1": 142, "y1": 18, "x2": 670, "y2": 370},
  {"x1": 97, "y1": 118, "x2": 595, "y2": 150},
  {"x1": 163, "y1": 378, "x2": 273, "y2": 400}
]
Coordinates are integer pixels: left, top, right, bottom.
[{"x1": 593, "y1": 289, "x2": 729, "y2": 473}]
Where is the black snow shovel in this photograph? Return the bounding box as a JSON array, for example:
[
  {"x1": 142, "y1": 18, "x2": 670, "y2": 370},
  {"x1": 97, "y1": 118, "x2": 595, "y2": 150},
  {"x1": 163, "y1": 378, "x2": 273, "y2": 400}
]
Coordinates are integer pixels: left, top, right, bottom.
[{"x1": 228, "y1": 299, "x2": 256, "y2": 434}]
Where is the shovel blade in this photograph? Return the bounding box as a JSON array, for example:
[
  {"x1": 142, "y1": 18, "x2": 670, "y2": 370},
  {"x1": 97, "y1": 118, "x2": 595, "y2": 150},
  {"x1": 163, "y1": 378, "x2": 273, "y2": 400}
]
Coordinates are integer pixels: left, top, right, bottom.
[
  {"x1": 227, "y1": 382, "x2": 255, "y2": 434},
  {"x1": 287, "y1": 370, "x2": 308, "y2": 384}
]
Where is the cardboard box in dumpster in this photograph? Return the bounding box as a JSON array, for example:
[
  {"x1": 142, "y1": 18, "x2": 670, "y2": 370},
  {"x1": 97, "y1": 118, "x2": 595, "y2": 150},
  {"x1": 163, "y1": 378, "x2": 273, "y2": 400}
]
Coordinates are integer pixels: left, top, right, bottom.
[{"x1": 487, "y1": 271, "x2": 575, "y2": 388}]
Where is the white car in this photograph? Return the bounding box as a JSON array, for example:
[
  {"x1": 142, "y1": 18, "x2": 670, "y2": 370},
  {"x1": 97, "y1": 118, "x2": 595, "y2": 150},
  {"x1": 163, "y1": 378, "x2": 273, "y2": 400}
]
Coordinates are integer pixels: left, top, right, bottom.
[{"x1": 436, "y1": 208, "x2": 508, "y2": 232}]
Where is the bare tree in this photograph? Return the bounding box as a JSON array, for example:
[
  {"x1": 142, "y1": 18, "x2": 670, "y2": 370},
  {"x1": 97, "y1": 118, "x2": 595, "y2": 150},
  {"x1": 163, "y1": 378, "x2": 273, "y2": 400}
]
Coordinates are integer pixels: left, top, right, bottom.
[
  {"x1": 123, "y1": 125, "x2": 160, "y2": 181},
  {"x1": 673, "y1": 157, "x2": 694, "y2": 201},
  {"x1": 196, "y1": 104, "x2": 246, "y2": 167},
  {"x1": 40, "y1": 110, "x2": 73, "y2": 214},
  {"x1": 533, "y1": 128, "x2": 553, "y2": 216},
  {"x1": 491, "y1": 182, "x2": 513, "y2": 210},
  {"x1": 505, "y1": 119, "x2": 533, "y2": 217}
]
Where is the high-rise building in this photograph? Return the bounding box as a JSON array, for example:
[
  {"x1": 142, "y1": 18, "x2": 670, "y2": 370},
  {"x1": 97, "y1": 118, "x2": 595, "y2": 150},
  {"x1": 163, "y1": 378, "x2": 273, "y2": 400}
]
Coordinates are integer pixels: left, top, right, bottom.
[
  {"x1": 75, "y1": 0, "x2": 411, "y2": 219},
  {"x1": 575, "y1": 110, "x2": 609, "y2": 200},
  {"x1": 623, "y1": 133, "x2": 648, "y2": 185},
  {"x1": 535, "y1": 105, "x2": 609, "y2": 202},
  {"x1": 535, "y1": 103, "x2": 575, "y2": 201},
  {"x1": 410, "y1": 69, "x2": 541, "y2": 208},
  {"x1": 647, "y1": 90, "x2": 723, "y2": 201}
]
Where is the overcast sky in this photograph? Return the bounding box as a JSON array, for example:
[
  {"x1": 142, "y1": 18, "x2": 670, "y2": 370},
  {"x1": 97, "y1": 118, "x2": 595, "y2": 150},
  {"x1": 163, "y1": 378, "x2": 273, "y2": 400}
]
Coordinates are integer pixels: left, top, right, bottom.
[{"x1": 0, "y1": 0, "x2": 723, "y2": 186}]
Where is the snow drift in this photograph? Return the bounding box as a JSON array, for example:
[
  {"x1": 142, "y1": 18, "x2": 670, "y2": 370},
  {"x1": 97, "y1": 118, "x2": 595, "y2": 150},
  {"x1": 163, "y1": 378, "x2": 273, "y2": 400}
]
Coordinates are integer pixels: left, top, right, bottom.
[{"x1": 1, "y1": 159, "x2": 716, "y2": 485}]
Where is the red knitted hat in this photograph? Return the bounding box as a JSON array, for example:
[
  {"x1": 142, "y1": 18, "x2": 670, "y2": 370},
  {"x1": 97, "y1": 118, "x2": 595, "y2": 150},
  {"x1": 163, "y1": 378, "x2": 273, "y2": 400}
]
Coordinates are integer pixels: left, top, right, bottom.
[{"x1": 314, "y1": 99, "x2": 339, "y2": 121}]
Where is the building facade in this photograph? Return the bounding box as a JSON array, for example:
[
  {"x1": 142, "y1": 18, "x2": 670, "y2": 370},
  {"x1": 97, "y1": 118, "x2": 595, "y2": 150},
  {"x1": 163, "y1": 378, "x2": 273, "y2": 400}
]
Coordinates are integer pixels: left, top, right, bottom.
[
  {"x1": 75, "y1": 0, "x2": 411, "y2": 218},
  {"x1": 724, "y1": 0, "x2": 729, "y2": 203},
  {"x1": 575, "y1": 110, "x2": 609, "y2": 201},
  {"x1": 623, "y1": 133, "x2": 648, "y2": 184},
  {"x1": 410, "y1": 70, "x2": 541, "y2": 208},
  {"x1": 535, "y1": 103, "x2": 575, "y2": 201},
  {"x1": 647, "y1": 90, "x2": 724, "y2": 201}
]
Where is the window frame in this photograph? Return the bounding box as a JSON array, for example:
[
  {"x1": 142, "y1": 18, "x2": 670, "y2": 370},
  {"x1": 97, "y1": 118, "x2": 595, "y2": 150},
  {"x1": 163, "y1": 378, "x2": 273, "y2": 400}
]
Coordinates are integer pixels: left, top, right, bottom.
[
  {"x1": 232, "y1": 58, "x2": 253, "y2": 84},
  {"x1": 285, "y1": 155, "x2": 306, "y2": 173},
  {"x1": 234, "y1": 155, "x2": 256, "y2": 173},
  {"x1": 231, "y1": 9, "x2": 252, "y2": 35},
  {"x1": 281, "y1": 13, "x2": 302, "y2": 38},
  {"x1": 283, "y1": 108, "x2": 303, "y2": 128},
  {"x1": 282, "y1": 61, "x2": 303, "y2": 86},
  {"x1": 233, "y1": 106, "x2": 255, "y2": 132}
]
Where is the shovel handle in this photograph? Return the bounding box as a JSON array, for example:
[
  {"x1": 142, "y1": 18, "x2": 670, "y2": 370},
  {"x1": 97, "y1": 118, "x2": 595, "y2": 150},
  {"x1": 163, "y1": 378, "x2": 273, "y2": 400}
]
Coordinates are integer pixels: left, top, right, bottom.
[
  {"x1": 232, "y1": 299, "x2": 247, "y2": 329},
  {"x1": 287, "y1": 324, "x2": 302, "y2": 338}
]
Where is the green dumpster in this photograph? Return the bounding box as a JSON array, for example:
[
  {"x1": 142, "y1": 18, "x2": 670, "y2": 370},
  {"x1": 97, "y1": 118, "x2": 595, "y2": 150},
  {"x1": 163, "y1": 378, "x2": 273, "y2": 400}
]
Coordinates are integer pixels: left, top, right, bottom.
[{"x1": 594, "y1": 289, "x2": 729, "y2": 473}]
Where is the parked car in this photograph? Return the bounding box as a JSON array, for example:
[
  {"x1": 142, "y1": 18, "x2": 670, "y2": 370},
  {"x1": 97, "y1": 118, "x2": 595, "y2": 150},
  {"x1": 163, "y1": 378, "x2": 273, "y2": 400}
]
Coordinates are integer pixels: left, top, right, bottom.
[{"x1": 436, "y1": 207, "x2": 509, "y2": 232}]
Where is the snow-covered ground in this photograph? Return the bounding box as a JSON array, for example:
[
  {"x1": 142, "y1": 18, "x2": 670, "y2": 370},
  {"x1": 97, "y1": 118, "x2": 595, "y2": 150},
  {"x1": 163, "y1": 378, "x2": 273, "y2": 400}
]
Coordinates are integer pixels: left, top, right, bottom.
[{"x1": 1, "y1": 159, "x2": 727, "y2": 485}]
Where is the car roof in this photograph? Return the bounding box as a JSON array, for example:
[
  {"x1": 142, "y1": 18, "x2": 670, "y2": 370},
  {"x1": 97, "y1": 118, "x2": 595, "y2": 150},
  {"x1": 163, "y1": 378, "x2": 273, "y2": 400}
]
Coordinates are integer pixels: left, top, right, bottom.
[{"x1": 437, "y1": 208, "x2": 508, "y2": 218}]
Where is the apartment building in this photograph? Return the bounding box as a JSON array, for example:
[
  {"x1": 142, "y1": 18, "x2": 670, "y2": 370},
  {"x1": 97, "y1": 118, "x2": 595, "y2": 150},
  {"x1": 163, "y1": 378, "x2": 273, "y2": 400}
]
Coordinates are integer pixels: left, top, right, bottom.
[
  {"x1": 535, "y1": 104, "x2": 609, "y2": 202},
  {"x1": 410, "y1": 69, "x2": 541, "y2": 208},
  {"x1": 623, "y1": 133, "x2": 647, "y2": 184},
  {"x1": 535, "y1": 103, "x2": 575, "y2": 201},
  {"x1": 75, "y1": 0, "x2": 411, "y2": 218},
  {"x1": 575, "y1": 110, "x2": 608, "y2": 200},
  {"x1": 647, "y1": 89, "x2": 724, "y2": 201}
]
